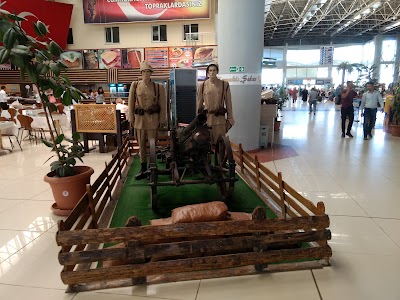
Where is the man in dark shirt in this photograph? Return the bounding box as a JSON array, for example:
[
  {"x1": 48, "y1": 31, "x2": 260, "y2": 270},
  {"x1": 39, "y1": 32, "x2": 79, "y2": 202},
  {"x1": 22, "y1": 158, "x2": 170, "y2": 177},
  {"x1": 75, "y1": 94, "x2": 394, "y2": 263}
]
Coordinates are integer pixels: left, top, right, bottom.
[{"x1": 341, "y1": 81, "x2": 358, "y2": 138}]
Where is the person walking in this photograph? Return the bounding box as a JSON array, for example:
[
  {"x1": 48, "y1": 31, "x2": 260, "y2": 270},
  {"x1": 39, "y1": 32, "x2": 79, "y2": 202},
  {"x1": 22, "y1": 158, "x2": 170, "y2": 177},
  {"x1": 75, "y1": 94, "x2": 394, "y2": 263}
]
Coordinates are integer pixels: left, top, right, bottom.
[
  {"x1": 308, "y1": 87, "x2": 318, "y2": 115},
  {"x1": 340, "y1": 81, "x2": 358, "y2": 138},
  {"x1": 292, "y1": 87, "x2": 298, "y2": 103},
  {"x1": 128, "y1": 61, "x2": 166, "y2": 180},
  {"x1": 360, "y1": 82, "x2": 384, "y2": 140},
  {"x1": 301, "y1": 87, "x2": 308, "y2": 102}
]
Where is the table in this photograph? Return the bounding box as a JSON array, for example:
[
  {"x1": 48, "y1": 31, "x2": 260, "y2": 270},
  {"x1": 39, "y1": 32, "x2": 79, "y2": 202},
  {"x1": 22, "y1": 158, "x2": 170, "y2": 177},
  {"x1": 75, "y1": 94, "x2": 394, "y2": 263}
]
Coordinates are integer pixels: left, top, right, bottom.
[
  {"x1": 0, "y1": 121, "x2": 15, "y2": 155},
  {"x1": 30, "y1": 114, "x2": 68, "y2": 134}
]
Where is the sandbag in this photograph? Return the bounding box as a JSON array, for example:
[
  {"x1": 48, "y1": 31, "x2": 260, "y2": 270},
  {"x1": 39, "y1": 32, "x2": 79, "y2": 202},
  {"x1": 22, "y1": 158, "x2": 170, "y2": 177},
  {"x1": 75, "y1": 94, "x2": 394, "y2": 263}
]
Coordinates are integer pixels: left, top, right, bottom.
[{"x1": 171, "y1": 201, "x2": 230, "y2": 224}]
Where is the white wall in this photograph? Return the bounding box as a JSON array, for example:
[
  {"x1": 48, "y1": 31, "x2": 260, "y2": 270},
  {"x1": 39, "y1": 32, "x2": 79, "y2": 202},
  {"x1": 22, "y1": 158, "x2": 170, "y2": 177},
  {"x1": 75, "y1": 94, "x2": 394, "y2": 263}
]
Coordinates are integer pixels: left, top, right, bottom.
[{"x1": 56, "y1": 0, "x2": 216, "y2": 50}]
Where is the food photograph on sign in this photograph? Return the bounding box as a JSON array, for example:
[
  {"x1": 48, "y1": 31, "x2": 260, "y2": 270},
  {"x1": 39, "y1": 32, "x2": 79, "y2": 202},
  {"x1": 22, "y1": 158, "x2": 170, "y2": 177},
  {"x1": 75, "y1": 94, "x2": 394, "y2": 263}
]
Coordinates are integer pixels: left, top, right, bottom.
[
  {"x1": 169, "y1": 47, "x2": 193, "y2": 68},
  {"x1": 83, "y1": 50, "x2": 99, "y2": 69},
  {"x1": 82, "y1": 0, "x2": 210, "y2": 24},
  {"x1": 126, "y1": 48, "x2": 144, "y2": 68},
  {"x1": 193, "y1": 46, "x2": 217, "y2": 68},
  {"x1": 60, "y1": 51, "x2": 83, "y2": 69},
  {"x1": 98, "y1": 49, "x2": 122, "y2": 69}
]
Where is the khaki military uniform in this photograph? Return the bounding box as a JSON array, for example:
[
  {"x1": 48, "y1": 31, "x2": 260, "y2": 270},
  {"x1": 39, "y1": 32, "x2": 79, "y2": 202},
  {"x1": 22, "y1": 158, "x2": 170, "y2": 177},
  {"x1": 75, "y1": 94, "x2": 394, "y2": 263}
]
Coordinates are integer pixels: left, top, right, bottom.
[
  {"x1": 128, "y1": 80, "x2": 166, "y2": 163},
  {"x1": 196, "y1": 79, "x2": 234, "y2": 144}
]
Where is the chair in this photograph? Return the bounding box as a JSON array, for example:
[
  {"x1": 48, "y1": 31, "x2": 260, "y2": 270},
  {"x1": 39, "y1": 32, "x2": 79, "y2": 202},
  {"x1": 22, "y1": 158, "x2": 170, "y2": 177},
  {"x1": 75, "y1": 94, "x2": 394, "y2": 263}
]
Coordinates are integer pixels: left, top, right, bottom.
[
  {"x1": 0, "y1": 117, "x2": 22, "y2": 151},
  {"x1": 7, "y1": 108, "x2": 17, "y2": 123},
  {"x1": 35, "y1": 102, "x2": 43, "y2": 109},
  {"x1": 17, "y1": 115, "x2": 44, "y2": 144},
  {"x1": 57, "y1": 104, "x2": 65, "y2": 114}
]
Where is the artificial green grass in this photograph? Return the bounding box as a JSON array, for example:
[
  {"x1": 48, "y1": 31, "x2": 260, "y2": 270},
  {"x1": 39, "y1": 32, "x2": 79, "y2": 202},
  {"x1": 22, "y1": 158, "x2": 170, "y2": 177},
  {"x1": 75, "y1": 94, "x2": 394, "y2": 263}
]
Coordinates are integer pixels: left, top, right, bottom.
[{"x1": 109, "y1": 156, "x2": 277, "y2": 227}]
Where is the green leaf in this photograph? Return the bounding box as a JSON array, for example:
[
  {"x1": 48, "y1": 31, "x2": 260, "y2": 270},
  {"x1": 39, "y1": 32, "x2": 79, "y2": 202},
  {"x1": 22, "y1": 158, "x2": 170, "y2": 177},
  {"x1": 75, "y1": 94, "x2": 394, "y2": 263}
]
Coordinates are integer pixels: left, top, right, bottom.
[
  {"x1": 37, "y1": 21, "x2": 47, "y2": 36},
  {"x1": 8, "y1": 14, "x2": 27, "y2": 22},
  {"x1": 42, "y1": 139, "x2": 54, "y2": 148},
  {"x1": 19, "y1": 67, "x2": 26, "y2": 81},
  {"x1": 62, "y1": 90, "x2": 72, "y2": 105},
  {"x1": 53, "y1": 85, "x2": 64, "y2": 97},
  {"x1": 39, "y1": 64, "x2": 50, "y2": 75},
  {"x1": 72, "y1": 132, "x2": 81, "y2": 141},
  {"x1": 25, "y1": 64, "x2": 39, "y2": 83},
  {"x1": 0, "y1": 48, "x2": 10, "y2": 64},
  {"x1": 10, "y1": 45, "x2": 31, "y2": 56},
  {"x1": 55, "y1": 134, "x2": 65, "y2": 144},
  {"x1": 3, "y1": 27, "x2": 16, "y2": 49},
  {"x1": 10, "y1": 53, "x2": 26, "y2": 68},
  {"x1": 33, "y1": 22, "x2": 43, "y2": 38},
  {"x1": 49, "y1": 62, "x2": 60, "y2": 76},
  {"x1": 49, "y1": 40, "x2": 62, "y2": 57}
]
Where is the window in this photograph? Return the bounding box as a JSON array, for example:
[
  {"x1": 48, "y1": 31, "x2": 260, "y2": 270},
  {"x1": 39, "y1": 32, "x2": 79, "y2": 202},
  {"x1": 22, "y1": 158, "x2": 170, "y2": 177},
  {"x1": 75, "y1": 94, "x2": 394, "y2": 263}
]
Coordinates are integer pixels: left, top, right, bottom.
[
  {"x1": 183, "y1": 24, "x2": 199, "y2": 41},
  {"x1": 152, "y1": 25, "x2": 167, "y2": 42},
  {"x1": 333, "y1": 45, "x2": 363, "y2": 65},
  {"x1": 67, "y1": 28, "x2": 73, "y2": 45},
  {"x1": 382, "y1": 39, "x2": 396, "y2": 62},
  {"x1": 287, "y1": 49, "x2": 320, "y2": 66},
  {"x1": 105, "y1": 27, "x2": 120, "y2": 43}
]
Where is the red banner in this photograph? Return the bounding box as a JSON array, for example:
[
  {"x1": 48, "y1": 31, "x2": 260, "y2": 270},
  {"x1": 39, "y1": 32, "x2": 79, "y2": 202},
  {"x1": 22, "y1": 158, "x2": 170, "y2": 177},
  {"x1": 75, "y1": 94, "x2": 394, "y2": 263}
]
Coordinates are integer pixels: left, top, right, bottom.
[
  {"x1": 82, "y1": 0, "x2": 210, "y2": 24},
  {"x1": 1, "y1": 0, "x2": 73, "y2": 49}
]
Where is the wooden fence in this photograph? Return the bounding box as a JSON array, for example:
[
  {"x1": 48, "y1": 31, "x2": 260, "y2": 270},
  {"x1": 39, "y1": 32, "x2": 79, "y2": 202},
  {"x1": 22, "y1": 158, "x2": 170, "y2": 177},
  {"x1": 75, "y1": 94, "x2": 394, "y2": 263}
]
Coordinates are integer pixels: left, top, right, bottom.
[
  {"x1": 56, "y1": 138, "x2": 331, "y2": 293},
  {"x1": 230, "y1": 142, "x2": 326, "y2": 219}
]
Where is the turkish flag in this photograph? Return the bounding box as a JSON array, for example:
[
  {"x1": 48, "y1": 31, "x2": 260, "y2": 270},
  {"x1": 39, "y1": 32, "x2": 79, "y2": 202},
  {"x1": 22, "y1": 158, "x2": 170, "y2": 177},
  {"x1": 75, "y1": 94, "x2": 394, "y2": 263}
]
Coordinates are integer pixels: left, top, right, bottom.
[{"x1": 1, "y1": 0, "x2": 73, "y2": 49}]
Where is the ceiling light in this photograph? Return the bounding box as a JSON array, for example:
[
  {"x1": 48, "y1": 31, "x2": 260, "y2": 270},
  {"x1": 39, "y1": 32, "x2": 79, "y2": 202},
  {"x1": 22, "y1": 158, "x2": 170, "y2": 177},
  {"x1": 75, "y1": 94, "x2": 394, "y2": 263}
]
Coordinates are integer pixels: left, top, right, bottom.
[
  {"x1": 353, "y1": 14, "x2": 361, "y2": 20},
  {"x1": 392, "y1": 16, "x2": 397, "y2": 20},
  {"x1": 385, "y1": 21, "x2": 400, "y2": 30},
  {"x1": 372, "y1": 1, "x2": 381, "y2": 9},
  {"x1": 362, "y1": 8, "x2": 371, "y2": 15}
]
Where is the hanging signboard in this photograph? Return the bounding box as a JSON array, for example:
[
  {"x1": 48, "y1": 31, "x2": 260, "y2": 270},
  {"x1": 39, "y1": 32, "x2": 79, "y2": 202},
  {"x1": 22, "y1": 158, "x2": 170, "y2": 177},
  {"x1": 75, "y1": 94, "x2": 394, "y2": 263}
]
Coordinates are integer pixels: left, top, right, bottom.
[
  {"x1": 145, "y1": 48, "x2": 169, "y2": 68},
  {"x1": 82, "y1": 0, "x2": 210, "y2": 24}
]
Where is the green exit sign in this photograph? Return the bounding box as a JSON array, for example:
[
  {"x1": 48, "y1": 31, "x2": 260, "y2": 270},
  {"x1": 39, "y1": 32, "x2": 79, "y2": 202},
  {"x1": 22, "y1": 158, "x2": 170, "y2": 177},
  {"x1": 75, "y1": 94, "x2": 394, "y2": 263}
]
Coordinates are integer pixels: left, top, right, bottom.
[{"x1": 229, "y1": 66, "x2": 245, "y2": 73}]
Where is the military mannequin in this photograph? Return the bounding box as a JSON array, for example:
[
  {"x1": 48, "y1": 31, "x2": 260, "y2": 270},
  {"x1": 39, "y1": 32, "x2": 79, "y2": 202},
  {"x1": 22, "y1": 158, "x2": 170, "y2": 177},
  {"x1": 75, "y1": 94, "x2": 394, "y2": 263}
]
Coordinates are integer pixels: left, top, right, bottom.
[
  {"x1": 128, "y1": 61, "x2": 166, "y2": 180},
  {"x1": 196, "y1": 63, "x2": 234, "y2": 145}
]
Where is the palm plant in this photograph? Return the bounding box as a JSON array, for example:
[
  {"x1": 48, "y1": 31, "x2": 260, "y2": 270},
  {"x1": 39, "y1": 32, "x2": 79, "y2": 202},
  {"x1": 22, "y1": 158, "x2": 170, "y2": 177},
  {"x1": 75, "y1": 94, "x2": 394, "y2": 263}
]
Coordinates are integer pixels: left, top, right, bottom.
[{"x1": 336, "y1": 62, "x2": 355, "y2": 84}]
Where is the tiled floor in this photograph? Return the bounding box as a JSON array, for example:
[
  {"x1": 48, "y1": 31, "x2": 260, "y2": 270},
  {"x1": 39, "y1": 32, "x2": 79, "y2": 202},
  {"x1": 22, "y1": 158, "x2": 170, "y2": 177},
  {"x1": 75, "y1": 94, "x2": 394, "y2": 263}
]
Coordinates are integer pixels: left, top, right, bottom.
[{"x1": 1, "y1": 99, "x2": 400, "y2": 299}]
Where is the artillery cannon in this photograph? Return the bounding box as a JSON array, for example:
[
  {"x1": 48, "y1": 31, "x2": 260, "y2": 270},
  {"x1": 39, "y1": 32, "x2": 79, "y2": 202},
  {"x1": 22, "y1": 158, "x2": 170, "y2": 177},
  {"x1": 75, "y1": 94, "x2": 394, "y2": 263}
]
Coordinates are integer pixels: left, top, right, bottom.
[{"x1": 148, "y1": 113, "x2": 236, "y2": 210}]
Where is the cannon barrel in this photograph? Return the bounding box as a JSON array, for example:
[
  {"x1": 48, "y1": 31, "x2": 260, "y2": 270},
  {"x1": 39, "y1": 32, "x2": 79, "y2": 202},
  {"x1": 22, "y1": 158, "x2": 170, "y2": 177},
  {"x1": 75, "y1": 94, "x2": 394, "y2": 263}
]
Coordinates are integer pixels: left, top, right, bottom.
[{"x1": 182, "y1": 113, "x2": 207, "y2": 136}]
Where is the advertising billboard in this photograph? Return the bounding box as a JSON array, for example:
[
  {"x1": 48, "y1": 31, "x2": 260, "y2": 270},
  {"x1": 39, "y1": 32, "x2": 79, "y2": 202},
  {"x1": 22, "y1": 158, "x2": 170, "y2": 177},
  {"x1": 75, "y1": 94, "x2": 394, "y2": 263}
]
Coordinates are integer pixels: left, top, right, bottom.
[{"x1": 82, "y1": 0, "x2": 210, "y2": 24}]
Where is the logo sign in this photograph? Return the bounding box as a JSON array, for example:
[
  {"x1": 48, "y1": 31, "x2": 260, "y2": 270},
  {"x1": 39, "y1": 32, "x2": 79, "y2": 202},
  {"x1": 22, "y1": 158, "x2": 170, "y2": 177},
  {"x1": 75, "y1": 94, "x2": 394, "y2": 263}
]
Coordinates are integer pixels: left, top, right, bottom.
[
  {"x1": 229, "y1": 66, "x2": 245, "y2": 73},
  {"x1": 218, "y1": 74, "x2": 261, "y2": 85},
  {"x1": 82, "y1": 0, "x2": 210, "y2": 24},
  {"x1": 316, "y1": 79, "x2": 325, "y2": 85}
]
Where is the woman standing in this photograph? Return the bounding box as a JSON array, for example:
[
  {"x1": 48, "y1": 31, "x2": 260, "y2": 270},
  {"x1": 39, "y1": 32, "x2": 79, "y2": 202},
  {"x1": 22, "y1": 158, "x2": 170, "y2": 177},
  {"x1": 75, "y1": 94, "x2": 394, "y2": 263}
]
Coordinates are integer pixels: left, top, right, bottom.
[{"x1": 96, "y1": 87, "x2": 105, "y2": 104}]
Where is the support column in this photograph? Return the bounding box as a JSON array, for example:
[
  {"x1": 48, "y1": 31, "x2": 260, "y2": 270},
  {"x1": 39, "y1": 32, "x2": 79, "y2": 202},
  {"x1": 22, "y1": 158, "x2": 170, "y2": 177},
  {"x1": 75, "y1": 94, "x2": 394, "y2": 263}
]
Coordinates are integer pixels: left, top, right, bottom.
[
  {"x1": 373, "y1": 35, "x2": 383, "y2": 81},
  {"x1": 217, "y1": 0, "x2": 266, "y2": 151},
  {"x1": 282, "y1": 44, "x2": 288, "y2": 86},
  {"x1": 393, "y1": 34, "x2": 400, "y2": 83}
]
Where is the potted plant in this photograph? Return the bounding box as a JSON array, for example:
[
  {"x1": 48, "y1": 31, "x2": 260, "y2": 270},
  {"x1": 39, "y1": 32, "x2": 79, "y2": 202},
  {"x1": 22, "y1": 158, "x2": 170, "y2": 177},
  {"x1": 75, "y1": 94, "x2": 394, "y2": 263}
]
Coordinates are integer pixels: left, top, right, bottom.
[
  {"x1": 0, "y1": 5, "x2": 93, "y2": 215},
  {"x1": 391, "y1": 85, "x2": 400, "y2": 137}
]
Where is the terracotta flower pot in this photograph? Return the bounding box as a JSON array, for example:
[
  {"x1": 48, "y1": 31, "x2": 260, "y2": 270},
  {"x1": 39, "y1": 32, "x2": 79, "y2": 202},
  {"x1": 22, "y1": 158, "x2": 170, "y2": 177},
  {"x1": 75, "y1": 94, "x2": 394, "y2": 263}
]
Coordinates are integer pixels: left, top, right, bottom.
[
  {"x1": 44, "y1": 166, "x2": 94, "y2": 216},
  {"x1": 391, "y1": 124, "x2": 400, "y2": 137}
]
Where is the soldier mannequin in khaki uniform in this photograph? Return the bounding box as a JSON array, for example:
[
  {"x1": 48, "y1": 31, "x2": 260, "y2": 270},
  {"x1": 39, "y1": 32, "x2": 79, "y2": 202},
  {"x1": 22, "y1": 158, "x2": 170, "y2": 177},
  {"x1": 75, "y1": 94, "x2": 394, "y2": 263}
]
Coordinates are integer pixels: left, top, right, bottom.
[
  {"x1": 128, "y1": 61, "x2": 166, "y2": 180},
  {"x1": 196, "y1": 63, "x2": 234, "y2": 145}
]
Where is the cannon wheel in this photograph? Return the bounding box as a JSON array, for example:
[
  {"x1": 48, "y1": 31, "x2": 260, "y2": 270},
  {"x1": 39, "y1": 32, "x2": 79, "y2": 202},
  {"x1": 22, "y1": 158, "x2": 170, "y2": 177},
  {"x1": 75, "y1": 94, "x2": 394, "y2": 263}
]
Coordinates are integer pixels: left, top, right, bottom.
[
  {"x1": 214, "y1": 136, "x2": 235, "y2": 202},
  {"x1": 149, "y1": 138, "x2": 158, "y2": 210}
]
